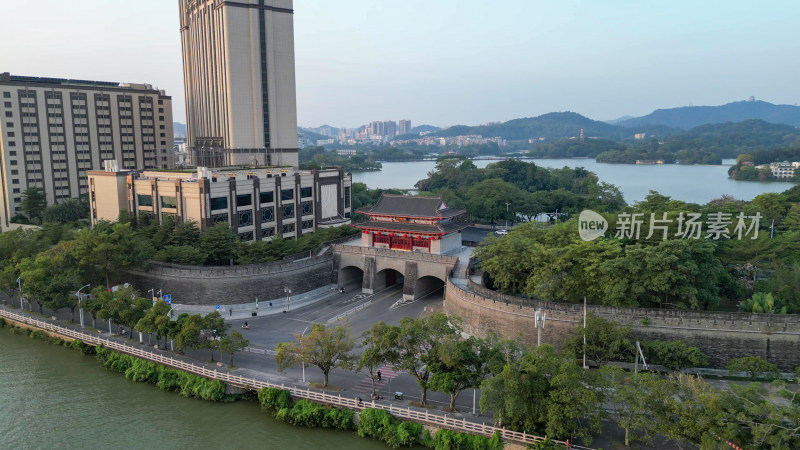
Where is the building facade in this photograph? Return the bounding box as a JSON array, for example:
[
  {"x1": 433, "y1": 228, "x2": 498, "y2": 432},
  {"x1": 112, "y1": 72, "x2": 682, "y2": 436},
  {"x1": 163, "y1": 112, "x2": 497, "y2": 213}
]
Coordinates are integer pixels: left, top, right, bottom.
[
  {"x1": 398, "y1": 119, "x2": 412, "y2": 135},
  {"x1": 89, "y1": 164, "x2": 352, "y2": 242},
  {"x1": 179, "y1": 0, "x2": 299, "y2": 168},
  {"x1": 354, "y1": 194, "x2": 468, "y2": 255},
  {"x1": 0, "y1": 72, "x2": 174, "y2": 229}
]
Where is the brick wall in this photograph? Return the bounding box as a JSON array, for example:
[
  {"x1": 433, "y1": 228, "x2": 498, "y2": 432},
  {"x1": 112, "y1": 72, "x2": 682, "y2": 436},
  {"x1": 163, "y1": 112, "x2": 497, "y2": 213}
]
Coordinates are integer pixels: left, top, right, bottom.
[
  {"x1": 446, "y1": 280, "x2": 800, "y2": 370},
  {"x1": 126, "y1": 255, "x2": 334, "y2": 306}
]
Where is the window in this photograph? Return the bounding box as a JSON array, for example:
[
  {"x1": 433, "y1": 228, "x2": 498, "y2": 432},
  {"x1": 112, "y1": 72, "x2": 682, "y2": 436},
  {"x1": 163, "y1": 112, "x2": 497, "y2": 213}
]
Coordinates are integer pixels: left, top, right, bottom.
[
  {"x1": 3, "y1": 102, "x2": 10, "y2": 108},
  {"x1": 236, "y1": 193, "x2": 252, "y2": 207},
  {"x1": 238, "y1": 231, "x2": 254, "y2": 242},
  {"x1": 160, "y1": 195, "x2": 177, "y2": 209},
  {"x1": 6, "y1": 122, "x2": 12, "y2": 127},
  {"x1": 344, "y1": 187, "x2": 351, "y2": 208},
  {"x1": 210, "y1": 196, "x2": 228, "y2": 210},
  {"x1": 4, "y1": 112, "x2": 11, "y2": 117},
  {"x1": 8, "y1": 141, "x2": 15, "y2": 147},
  {"x1": 302, "y1": 220, "x2": 314, "y2": 230},
  {"x1": 281, "y1": 189, "x2": 294, "y2": 201},
  {"x1": 238, "y1": 210, "x2": 253, "y2": 226},
  {"x1": 12, "y1": 188, "x2": 19, "y2": 194},
  {"x1": 301, "y1": 201, "x2": 313, "y2": 216},
  {"x1": 211, "y1": 213, "x2": 229, "y2": 224},
  {"x1": 283, "y1": 203, "x2": 295, "y2": 219},
  {"x1": 12, "y1": 179, "x2": 18, "y2": 184},
  {"x1": 2, "y1": 92, "x2": 9, "y2": 98},
  {"x1": 259, "y1": 191, "x2": 274, "y2": 204},
  {"x1": 261, "y1": 227, "x2": 275, "y2": 239},
  {"x1": 10, "y1": 170, "x2": 17, "y2": 175},
  {"x1": 6, "y1": 131, "x2": 14, "y2": 137},
  {"x1": 281, "y1": 223, "x2": 295, "y2": 234},
  {"x1": 137, "y1": 194, "x2": 153, "y2": 207},
  {"x1": 300, "y1": 187, "x2": 312, "y2": 198},
  {"x1": 261, "y1": 206, "x2": 274, "y2": 223}
]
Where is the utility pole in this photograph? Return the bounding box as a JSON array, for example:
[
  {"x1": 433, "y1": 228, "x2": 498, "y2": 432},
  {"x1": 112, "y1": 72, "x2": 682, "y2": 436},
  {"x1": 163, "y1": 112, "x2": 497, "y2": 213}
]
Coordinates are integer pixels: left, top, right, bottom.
[
  {"x1": 535, "y1": 310, "x2": 546, "y2": 347},
  {"x1": 505, "y1": 202, "x2": 511, "y2": 228},
  {"x1": 583, "y1": 296, "x2": 587, "y2": 369}
]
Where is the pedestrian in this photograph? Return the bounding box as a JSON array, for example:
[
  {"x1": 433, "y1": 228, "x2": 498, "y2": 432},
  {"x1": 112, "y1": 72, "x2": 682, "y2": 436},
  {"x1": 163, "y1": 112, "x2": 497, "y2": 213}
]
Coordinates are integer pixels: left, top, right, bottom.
[
  {"x1": 229, "y1": 308, "x2": 232, "y2": 317},
  {"x1": 377, "y1": 370, "x2": 382, "y2": 381},
  {"x1": 269, "y1": 302, "x2": 272, "y2": 307}
]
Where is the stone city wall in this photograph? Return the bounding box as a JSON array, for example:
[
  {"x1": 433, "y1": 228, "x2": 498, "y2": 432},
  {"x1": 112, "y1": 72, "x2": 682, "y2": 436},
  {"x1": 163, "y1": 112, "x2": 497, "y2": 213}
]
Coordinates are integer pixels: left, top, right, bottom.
[
  {"x1": 446, "y1": 279, "x2": 800, "y2": 370},
  {"x1": 126, "y1": 255, "x2": 334, "y2": 306}
]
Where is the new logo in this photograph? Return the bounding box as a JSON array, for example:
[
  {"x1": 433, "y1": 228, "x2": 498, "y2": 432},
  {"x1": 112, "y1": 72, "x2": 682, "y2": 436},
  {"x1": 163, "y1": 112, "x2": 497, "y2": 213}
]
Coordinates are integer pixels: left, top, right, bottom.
[{"x1": 578, "y1": 210, "x2": 608, "y2": 241}]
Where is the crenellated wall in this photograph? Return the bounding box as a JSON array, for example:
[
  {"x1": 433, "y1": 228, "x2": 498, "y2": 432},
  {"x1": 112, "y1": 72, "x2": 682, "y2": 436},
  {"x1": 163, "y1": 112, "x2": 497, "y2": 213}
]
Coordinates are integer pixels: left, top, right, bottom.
[
  {"x1": 446, "y1": 279, "x2": 800, "y2": 370},
  {"x1": 126, "y1": 255, "x2": 334, "y2": 305}
]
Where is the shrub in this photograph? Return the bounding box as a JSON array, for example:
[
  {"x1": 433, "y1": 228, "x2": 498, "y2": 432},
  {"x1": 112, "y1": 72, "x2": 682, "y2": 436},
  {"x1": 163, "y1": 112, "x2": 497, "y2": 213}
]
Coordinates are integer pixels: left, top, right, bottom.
[
  {"x1": 157, "y1": 367, "x2": 183, "y2": 392},
  {"x1": 258, "y1": 387, "x2": 292, "y2": 412},
  {"x1": 70, "y1": 339, "x2": 96, "y2": 355},
  {"x1": 726, "y1": 356, "x2": 780, "y2": 380},
  {"x1": 642, "y1": 340, "x2": 708, "y2": 370},
  {"x1": 424, "y1": 429, "x2": 504, "y2": 450},
  {"x1": 125, "y1": 358, "x2": 159, "y2": 383},
  {"x1": 357, "y1": 408, "x2": 422, "y2": 448},
  {"x1": 0, "y1": 317, "x2": 6, "y2": 327}
]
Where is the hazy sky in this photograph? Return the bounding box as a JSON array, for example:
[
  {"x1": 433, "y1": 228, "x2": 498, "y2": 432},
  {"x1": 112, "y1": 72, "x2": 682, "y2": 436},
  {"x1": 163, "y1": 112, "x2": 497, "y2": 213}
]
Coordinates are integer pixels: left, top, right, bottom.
[{"x1": 3, "y1": 1, "x2": 798, "y2": 128}]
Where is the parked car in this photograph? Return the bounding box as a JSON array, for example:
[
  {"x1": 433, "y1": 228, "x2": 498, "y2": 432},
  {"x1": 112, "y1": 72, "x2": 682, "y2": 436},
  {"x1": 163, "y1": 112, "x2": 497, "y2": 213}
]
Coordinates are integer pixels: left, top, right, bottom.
[{"x1": 495, "y1": 229, "x2": 509, "y2": 235}]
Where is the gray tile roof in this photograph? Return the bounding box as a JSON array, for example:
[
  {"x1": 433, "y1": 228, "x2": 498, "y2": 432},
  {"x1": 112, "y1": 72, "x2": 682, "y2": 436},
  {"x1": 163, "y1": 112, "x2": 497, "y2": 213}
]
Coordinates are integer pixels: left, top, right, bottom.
[{"x1": 359, "y1": 194, "x2": 466, "y2": 219}]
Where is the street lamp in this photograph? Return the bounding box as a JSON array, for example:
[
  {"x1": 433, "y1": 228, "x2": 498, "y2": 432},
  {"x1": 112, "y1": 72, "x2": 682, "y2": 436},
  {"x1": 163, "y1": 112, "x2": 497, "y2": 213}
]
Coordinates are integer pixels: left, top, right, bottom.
[
  {"x1": 147, "y1": 288, "x2": 155, "y2": 304},
  {"x1": 534, "y1": 309, "x2": 546, "y2": 347},
  {"x1": 301, "y1": 326, "x2": 309, "y2": 382},
  {"x1": 16, "y1": 277, "x2": 23, "y2": 309},
  {"x1": 505, "y1": 202, "x2": 511, "y2": 228},
  {"x1": 76, "y1": 284, "x2": 91, "y2": 328},
  {"x1": 284, "y1": 287, "x2": 292, "y2": 312}
]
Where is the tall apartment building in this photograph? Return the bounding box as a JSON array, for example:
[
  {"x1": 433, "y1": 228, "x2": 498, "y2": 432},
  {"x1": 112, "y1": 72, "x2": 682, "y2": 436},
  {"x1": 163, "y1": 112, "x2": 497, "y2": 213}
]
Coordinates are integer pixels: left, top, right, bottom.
[
  {"x1": 383, "y1": 121, "x2": 397, "y2": 138},
  {"x1": 179, "y1": 0, "x2": 299, "y2": 168},
  {"x1": 0, "y1": 72, "x2": 174, "y2": 229},
  {"x1": 398, "y1": 119, "x2": 412, "y2": 135}
]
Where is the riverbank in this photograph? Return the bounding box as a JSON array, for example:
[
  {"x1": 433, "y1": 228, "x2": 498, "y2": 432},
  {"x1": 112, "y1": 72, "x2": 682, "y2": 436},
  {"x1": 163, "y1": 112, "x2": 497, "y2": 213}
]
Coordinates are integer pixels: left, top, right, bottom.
[{"x1": 0, "y1": 306, "x2": 563, "y2": 449}]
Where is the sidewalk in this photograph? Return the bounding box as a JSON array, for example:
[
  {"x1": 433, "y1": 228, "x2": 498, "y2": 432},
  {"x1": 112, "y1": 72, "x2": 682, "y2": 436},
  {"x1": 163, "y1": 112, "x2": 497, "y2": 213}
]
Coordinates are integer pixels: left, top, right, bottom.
[{"x1": 171, "y1": 284, "x2": 343, "y2": 321}]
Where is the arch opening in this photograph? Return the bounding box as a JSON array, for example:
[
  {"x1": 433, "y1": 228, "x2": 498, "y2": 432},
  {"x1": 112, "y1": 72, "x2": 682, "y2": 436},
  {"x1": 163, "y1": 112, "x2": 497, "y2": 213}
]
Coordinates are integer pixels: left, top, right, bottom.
[
  {"x1": 414, "y1": 275, "x2": 445, "y2": 301},
  {"x1": 338, "y1": 266, "x2": 364, "y2": 290},
  {"x1": 374, "y1": 268, "x2": 405, "y2": 292}
]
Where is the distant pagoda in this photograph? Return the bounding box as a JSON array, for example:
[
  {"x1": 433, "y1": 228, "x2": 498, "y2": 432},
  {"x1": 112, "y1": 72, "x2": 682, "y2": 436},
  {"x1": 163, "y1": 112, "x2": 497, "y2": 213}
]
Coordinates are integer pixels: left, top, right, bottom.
[{"x1": 354, "y1": 194, "x2": 469, "y2": 254}]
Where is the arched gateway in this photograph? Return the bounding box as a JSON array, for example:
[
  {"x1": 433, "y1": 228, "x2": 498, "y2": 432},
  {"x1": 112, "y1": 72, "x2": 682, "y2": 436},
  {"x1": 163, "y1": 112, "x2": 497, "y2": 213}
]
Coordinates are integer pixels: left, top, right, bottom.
[{"x1": 333, "y1": 194, "x2": 467, "y2": 300}]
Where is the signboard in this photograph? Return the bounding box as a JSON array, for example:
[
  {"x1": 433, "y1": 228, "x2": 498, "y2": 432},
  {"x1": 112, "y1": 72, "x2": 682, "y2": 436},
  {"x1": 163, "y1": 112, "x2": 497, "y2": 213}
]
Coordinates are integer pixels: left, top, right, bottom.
[
  {"x1": 163, "y1": 294, "x2": 172, "y2": 305},
  {"x1": 215, "y1": 305, "x2": 220, "y2": 310}
]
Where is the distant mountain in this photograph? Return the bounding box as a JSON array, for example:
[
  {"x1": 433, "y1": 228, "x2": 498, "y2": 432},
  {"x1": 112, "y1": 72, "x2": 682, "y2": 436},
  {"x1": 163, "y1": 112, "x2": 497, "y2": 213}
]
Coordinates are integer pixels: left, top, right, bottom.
[
  {"x1": 411, "y1": 124, "x2": 441, "y2": 134},
  {"x1": 298, "y1": 127, "x2": 332, "y2": 144},
  {"x1": 433, "y1": 112, "x2": 676, "y2": 141},
  {"x1": 173, "y1": 122, "x2": 186, "y2": 137},
  {"x1": 618, "y1": 100, "x2": 800, "y2": 130},
  {"x1": 605, "y1": 115, "x2": 635, "y2": 124}
]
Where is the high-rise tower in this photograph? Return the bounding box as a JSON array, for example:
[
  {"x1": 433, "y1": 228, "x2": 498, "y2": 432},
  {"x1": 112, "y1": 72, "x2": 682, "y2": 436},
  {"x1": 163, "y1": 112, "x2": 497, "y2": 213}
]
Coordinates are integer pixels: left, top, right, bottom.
[{"x1": 179, "y1": 0, "x2": 299, "y2": 167}]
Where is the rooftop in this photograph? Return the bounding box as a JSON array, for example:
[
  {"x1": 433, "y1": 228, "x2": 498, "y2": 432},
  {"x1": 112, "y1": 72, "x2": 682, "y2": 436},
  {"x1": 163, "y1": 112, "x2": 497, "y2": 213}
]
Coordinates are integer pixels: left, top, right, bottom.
[{"x1": 358, "y1": 194, "x2": 466, "y2": 219}]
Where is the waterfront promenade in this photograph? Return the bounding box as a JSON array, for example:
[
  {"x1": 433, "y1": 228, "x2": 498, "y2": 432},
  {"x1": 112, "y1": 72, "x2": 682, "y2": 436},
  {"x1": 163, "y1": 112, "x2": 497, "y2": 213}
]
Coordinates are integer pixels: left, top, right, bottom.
[{"x1": 0, "y1": 305, "x2": 570, "y2": 449}]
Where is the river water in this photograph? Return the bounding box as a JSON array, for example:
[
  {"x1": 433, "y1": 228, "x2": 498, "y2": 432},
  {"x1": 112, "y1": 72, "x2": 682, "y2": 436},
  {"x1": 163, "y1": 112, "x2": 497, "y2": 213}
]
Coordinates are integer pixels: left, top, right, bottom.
[
  {"x1": 351, "y1": 159, "x2": 797, "y2": 204},
  {"x1": 0, "y1": 330, "x2": 382, "y2": 450}
]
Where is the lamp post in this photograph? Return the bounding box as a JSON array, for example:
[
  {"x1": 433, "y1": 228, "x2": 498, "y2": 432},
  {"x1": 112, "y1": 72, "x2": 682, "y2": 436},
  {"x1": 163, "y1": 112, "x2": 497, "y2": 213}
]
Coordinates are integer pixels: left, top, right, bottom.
[
  {"x1": 301, "y1": 326, "x2": 309, "y2": 382},
  {"x1": 285, "y1": 287, "x2": 291, "y2": 312},
  {"x1": 76, "y1": 284, "x2": 91, "y2": 328},
  {"x1": 535, "y1": 310, "x2": 546, "y2": 347},
  {"x1": 147, "y1": 288, "x2": 155, "y2": 304},
  {"x1": 505, "y1": 202, "x2": 510, "y2": 228},
  {"x1": 16, "y1": 277, "x2": 23, "y2": 309}
]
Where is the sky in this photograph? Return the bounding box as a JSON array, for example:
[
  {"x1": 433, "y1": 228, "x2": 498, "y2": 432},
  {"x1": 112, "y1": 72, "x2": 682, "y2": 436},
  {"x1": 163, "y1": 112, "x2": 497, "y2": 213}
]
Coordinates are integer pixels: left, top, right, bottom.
[{"x1": 2, "y1": 0, "x2": 799, "y2": 128}]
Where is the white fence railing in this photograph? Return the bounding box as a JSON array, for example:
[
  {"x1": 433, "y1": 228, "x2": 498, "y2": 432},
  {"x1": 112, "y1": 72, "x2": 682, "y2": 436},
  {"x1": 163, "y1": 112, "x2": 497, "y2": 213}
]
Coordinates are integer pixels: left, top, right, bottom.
[{"x1": 0, "y1": 308, "x2": 571, "y2": 448}]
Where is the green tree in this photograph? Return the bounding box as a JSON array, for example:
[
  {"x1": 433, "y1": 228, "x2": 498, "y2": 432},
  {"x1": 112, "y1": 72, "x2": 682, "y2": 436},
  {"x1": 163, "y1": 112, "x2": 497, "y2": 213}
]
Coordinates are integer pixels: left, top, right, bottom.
[
  {"x1": 641, "y1": 340, "x2": 708, "y2": 370},
  {"x1": 203, "y1": 311, "x2": 229, "y2": 361},
  {"x1": 357, "y1": 321, "x2": 400, "y2": 396},
  {"x1": 173, "y1": 314, "x2": 205, "y2": 353},
  {"x1": 726, "y1": 356, "x2": 780, "y2": 380},
  {"x1": 563, "y1": 313, "x2": 632, "y2": 366},
  {"x1": 21, "y1": 187, "x2": 47, "y2": 224},
  {"x1": 275, "y1": 322, "x2": 356, "y2": 387},
  {"x1": 394, "y1": 313, "x2": 459, "y2": 406},
  {"x1": 71, "y1": 222, "x2": 152, "y2": 287},
  {"x1": 428, "y1": 336, "x2": 486, "y2": 411},
  {"x1": 603, "y1": 367, "x2": 664, "y2": 446},
  {"x1": 199, "y1": 222, "x2": 238, "y2": 265},
  {"x1": 136, "y1": 300, "x2": 174, "y2": 348},
  {"x1": 220, "y1": 331, "x2": 249, "y2": 367}
]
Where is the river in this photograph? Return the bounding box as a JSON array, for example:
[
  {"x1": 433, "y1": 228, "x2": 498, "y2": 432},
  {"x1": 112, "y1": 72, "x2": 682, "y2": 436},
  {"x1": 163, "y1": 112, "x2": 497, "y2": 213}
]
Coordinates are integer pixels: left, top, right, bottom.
[
  {"x1": 0, "y1": 329, "x2": 382, "y2": 450},
  {"x1": 351, "y1": 159, "x2": 797, "y2": 204}
]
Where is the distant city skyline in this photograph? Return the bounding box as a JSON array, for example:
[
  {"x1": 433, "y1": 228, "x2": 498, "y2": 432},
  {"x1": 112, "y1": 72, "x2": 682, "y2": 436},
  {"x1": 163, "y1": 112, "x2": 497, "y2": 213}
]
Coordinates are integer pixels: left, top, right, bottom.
[{"x1": 2, "y1": 0, "x2": 798, "y2": 128}]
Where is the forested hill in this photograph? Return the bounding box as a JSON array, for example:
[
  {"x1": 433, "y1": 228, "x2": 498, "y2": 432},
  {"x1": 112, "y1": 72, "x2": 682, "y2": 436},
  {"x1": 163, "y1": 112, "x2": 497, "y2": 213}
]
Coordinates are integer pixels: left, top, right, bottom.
[
  {"x1": 617, "y1": 100, "x2": 800, "y2": 130},
  {"x1": 433, "y1": 112, "x2": 675, "y2": 141}
]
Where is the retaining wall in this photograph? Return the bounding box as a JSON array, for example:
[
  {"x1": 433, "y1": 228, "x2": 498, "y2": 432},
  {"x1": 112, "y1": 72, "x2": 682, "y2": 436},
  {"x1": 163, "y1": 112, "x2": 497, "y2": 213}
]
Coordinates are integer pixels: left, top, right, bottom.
[
  {"x1": 446, "y1": 280, "x2": 800, "y2": 370},
  {"x1": 126, "y1": 255, "x2": 334, "y2": 306}
]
